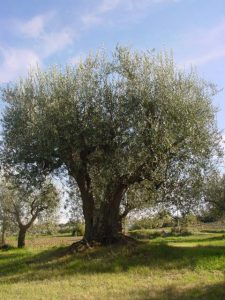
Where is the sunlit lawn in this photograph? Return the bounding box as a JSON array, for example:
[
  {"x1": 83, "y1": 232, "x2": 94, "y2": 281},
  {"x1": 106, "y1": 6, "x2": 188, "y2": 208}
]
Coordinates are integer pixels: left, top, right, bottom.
[{"x1": 0, "y1": 232, "x2": 225, "y2": 300}]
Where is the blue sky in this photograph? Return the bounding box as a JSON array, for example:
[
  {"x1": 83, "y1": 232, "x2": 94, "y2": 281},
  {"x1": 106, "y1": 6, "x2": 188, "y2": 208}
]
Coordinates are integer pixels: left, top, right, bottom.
[{"x1": 0, "y1": 0, "x2": 224, "y2": 136}]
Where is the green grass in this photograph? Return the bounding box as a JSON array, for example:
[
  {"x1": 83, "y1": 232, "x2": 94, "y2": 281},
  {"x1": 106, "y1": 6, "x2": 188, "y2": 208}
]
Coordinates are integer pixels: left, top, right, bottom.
[{"x1": 0, "y1": 232, "x2": 225, "y2": 299}]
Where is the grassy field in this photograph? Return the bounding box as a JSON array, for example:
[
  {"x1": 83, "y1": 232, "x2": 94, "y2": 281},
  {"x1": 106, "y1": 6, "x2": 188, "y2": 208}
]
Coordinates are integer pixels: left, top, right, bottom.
[{"x1": 0, "y1": 231, "x2": 225, "y2": 300}]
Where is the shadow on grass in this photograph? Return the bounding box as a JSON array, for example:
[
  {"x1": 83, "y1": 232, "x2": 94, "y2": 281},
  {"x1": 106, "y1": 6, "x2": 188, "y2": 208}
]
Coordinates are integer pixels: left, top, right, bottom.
[
  {"x1": 133, "y1": 281, "x2": 225, "y2": 300},
  {"x1": 0, "y1": 239, "x2": 225, "y2": 285},
  {"x1": 160, "y1": 235, "x2": 225, "y2": 244},
  {"x1": 201, "y1": 229, "x2": 225, "y2": 234}
]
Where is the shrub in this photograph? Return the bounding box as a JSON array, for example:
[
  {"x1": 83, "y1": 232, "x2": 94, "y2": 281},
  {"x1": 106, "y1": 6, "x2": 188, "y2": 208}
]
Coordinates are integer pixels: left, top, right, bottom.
[
  {"x1": 130, "y1": 211, "x2": 175, "y2": 230},
  {"x1": 71, "y1": 222, "x2": 85, "y2": 236}
]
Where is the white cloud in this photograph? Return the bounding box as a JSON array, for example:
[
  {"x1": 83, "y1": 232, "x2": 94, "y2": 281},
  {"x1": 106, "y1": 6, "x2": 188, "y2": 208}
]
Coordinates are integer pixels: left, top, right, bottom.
[
  {"x1": 198, "y1": 17, "x2": 225, "y2": 46},
  {"x1": 124, "y1": 0, "x2": 181, "y2": 10},
  {"x1": 98, "y1": 0, "x2": 122, "y2": 13},
  {"x1": 81, "y1": 14, "x2": 102, "y2": 27},
  {"x1": 17, "y1": 15, "x2": 45, "y2": 38},
  {"x1": 15, "y1": 12, "x2": 54, "y2": 38},
  {"x1": 181, "y1": 17, "x2": 225, "y2": 67},
  {"x1": 0, "y1": 12, "x2": 76, "y2": 84},
  {"x1": 153, "y1": 0, "x2": 181, "y2": 3},
  {"x1": 81, "y1": 0, "x2": 181, "y2": 27},
  {"x1": 0, "y1": 47, "x2": 41, "y2": 83},
  {"x1": 42, "y1": 28, "x2": 74, "y2": 57},
  {"x1": 11, "y1": 13, "x2": 75, "y2": 58},
  {"x1": 183, "y1": 49, "x2": 225, "y2": 67}
]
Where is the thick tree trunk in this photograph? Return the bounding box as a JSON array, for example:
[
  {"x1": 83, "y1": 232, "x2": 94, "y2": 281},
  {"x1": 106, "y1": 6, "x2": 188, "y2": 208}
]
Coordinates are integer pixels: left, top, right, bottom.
[
  {"x1": 91, "y1": 208, "x2": 122, "y2": 244},
  {"x1": 73, "y1": 167, "x2": 126, "y2": 245},
  {"x1": 18, "y1": 226, "x2": 27, "y2": 248},
  {"x1": 83, "y1": 187, "x2": 126, "y2": 244}
]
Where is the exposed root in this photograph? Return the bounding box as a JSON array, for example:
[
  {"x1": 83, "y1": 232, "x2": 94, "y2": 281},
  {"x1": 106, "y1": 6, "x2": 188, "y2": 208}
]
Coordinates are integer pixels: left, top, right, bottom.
[
  {"x1": 68, "y1": 238, "x2": 93, "y2": 254},
  {"x1": 117, "y1": 234, "x2": 140, "y2": 245},
  {"x1": 67, "y1": 234, "x2": 139, "y2": 254}
]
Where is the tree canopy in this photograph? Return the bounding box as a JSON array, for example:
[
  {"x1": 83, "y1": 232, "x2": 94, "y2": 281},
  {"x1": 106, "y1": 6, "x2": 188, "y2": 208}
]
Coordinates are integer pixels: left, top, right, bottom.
[{"x1": 1, "y1": 46, "x2": 222, "y2": 244}]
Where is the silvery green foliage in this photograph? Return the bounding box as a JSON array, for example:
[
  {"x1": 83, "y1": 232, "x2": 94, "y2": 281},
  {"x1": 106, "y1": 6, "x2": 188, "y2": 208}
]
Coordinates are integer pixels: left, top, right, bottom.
[
  {"x1": 0, "y1": 175, "x2": 59, "y2": 228},
  {"x1": 204, "y1": 171, "x2": 225, "y2": 212},
  {"x1": 1, "y1": 46, "x2": 222, "y2": 210},
  {"x1": 0, "y1": 179, "x2": 17, "y2": 234}
]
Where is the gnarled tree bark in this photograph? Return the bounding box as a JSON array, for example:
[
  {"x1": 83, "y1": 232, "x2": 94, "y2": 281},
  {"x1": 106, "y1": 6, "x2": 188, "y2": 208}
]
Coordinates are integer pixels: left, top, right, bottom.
[{"x1": 75, "y1": 169, "x2": 127, "y2": 244}]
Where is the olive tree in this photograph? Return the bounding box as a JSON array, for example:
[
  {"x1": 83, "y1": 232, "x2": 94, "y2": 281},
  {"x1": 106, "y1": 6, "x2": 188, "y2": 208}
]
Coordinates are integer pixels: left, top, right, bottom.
[
  {"x1": 204, "y1": 171, "x2": 225, "y2": 215},
  {"x1": 1, "y1": 47, "x2": 221, "y2": 244},
  {"x1": 0, "y1": 177, "x2": 59, "y2": 248}
]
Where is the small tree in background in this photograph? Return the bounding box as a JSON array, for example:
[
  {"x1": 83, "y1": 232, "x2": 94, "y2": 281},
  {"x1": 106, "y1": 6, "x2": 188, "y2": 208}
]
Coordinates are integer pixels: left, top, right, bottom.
[
  {"x1": 0, "y1": 176, "x2": 59, "y2": 248},
  {"x1": 203, "y1": 171, "x2": 225, "y2": 220}
]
